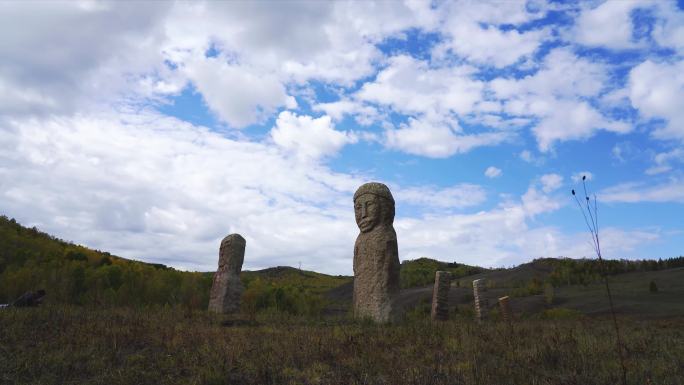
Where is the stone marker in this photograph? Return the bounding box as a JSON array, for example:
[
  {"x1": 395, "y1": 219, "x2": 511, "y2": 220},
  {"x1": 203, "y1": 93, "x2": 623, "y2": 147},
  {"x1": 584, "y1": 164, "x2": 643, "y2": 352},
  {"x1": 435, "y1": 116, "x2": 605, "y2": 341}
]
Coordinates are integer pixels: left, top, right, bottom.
[
  {"x1": 473, "y1": 278, "x2": 488, "y2": 322},
  {"x1": 499, "y1": 295, "x2": 512, "y2": 323},
  {"x1": 431, "y1": 271, "x2": 451, "y2": 321},
  {"x1": 353, "y1": 182, "x2": 400, "y2": 322},
  {"x1": 208, "y1": 234, "x2": 246, "y2": 314}
]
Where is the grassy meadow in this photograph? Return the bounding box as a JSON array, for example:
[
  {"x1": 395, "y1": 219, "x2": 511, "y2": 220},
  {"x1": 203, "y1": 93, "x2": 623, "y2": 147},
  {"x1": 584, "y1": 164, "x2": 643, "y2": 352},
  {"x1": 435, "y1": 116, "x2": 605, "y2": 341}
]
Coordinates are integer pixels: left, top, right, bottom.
[{"x1": 1, "y1": 305, "x2": 683, "y2": 385}]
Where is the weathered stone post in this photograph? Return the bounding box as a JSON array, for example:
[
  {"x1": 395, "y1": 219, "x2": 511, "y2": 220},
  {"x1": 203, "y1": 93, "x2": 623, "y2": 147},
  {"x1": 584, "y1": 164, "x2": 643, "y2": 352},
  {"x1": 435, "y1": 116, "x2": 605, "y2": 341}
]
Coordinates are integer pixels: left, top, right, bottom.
[
  {"x1": 473, "y1": 278, "x2": 488, "y2": 322},
  {"x1": 353, "y1": 182, "x2": 400, "y2": 322},
  {"x1": 431, "y1": 271, "x2": 451, "y2": 321},
  {"x1": 498, "y1": 295, "x2": 512, "y2": 323},
  {"x1": 208, "y1": 234, "x2": 246, "y2": 314}
]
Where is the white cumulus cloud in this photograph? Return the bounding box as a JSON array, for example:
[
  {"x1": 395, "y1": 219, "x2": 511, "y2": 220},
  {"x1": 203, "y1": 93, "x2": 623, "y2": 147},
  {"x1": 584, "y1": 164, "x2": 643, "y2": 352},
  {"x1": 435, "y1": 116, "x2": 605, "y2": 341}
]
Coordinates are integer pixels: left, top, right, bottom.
[
  {"x1": 491, "y1": 48, "x2": 631, "y2": 151},
  {"x1": 539, "y1": 173, "x2": 564, "y2": 193},
  {"x1": 484, "y1": 166, "x2": 502, "y2": 178},
  {"x1": 573, "y1": 1, "x2": 651, "y2": 49},
  {"x1": 394, "y1": 184, "x2": 486, "y2": 210},
  {"x1": 357, "y1": 55, "x2": 484, "y2": 118},
  {"x1": 600, "y1": 180, "x2": 684, "y2": 203},
  {"x1": 645, "y1": 148, "x2": 684, "y2": 175},
  {"x1": 436, "y1": 25, "x2": 545, "y2": 67},
  {"x1": 629, "y1": 60, "x2": 684, "y2": 141},
  {"x1": 270, "y1": 111, "x2": 357, "y2": 160},
  {"x1": 184, "y1": 57, "x2": 297, "y2": 128},
  {"x1": 384, "y1": 119, "x2": 509, "y2": 158}
]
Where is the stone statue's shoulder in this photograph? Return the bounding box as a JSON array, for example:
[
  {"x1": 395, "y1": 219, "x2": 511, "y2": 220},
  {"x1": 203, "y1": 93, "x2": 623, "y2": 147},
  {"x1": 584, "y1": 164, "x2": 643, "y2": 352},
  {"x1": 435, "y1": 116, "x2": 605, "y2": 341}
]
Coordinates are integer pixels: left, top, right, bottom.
[{"x1": 379, "y1": 225, "x2": 397, "y2": 241}]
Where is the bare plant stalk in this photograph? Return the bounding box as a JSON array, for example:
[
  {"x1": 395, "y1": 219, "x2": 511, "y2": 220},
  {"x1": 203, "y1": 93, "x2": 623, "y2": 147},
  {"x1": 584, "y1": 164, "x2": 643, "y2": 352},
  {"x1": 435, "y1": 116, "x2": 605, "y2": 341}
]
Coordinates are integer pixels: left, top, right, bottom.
[{"x1": 572, "y1": 177, "x2": 627, "y2": 385}]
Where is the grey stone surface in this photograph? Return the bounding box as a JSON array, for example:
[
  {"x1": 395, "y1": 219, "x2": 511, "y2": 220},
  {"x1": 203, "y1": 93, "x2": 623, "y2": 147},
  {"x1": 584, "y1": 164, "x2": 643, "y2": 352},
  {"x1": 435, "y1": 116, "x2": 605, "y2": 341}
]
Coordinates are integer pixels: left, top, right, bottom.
[
  {"x1": 353, "y1": 182, "x2": 400, "y2": 322},
  {"x1": 431, "y1": 271, "x2": 451, "y2": 321},
  {"x1": 208, "y1": 234, "x2": 245, "y2": 314},
  {"x1": 473, "y1": 278, "x2": 488, "y2": 322}
]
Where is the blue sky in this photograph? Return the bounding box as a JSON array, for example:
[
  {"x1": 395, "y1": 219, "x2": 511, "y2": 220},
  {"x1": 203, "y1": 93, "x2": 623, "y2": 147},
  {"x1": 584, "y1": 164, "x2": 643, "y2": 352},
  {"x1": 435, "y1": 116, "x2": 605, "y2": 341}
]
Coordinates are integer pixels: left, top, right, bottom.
[{"x1": 0, "y1": 1, "x2": 683, "y2": 274}]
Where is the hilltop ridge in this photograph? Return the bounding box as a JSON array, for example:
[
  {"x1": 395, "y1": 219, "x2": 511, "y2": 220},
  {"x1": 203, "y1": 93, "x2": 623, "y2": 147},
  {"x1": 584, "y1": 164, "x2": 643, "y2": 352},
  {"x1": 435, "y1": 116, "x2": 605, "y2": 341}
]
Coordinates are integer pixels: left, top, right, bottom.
[{"x1": 2, "y1": 214, "x2": 683, "y2": 318}]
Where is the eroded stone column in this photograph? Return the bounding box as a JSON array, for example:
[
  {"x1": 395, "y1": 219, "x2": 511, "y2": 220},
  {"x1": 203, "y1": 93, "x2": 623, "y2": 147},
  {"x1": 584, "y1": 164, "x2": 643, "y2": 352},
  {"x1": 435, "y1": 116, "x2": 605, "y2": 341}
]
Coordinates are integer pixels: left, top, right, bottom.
[
  {"x1": 499, "y1": 295, "x2": 512, "y2": 323},
  {"x1": 473, "y1": 278, "x2": 488, "y2": 322},
  {"x1": 353, "y1": 182, "x2": 400, "y2": 322},
  {"x1": 431, "y1": 271, "x2": 451, "y2": 321},
  {"x1": 208, "y1": 234, "x2": 246, "y2": 314}
]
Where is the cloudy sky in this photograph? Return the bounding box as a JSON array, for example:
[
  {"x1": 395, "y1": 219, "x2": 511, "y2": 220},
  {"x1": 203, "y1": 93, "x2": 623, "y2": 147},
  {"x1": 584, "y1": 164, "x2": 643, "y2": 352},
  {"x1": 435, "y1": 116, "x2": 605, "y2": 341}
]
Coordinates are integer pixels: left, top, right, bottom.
[{"x1": 1, "y1": 0, "x2": 683, "y2": 274}]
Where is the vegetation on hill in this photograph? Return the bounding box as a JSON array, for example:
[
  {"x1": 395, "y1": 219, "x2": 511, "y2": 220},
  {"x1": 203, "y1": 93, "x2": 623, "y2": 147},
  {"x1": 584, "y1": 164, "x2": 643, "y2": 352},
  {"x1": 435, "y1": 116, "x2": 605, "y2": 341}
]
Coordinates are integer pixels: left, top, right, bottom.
[
  {"x1": 399, "y1": 257, "x2": 486, "y2": 288},
  {"x1": 553, "y1": 267, "x2": 684, "y2": 317},
  {"x1": 2, "y1": 214, "x2": 683, "y2": 318},
  {"x1": 240, "y1": 267, "x2": 350, "y2": 317},
  {"x1": 241, "y1": 266, "x2": 349, "y2": 295},
  {"x1": 542, "y1": 256, "x2": 684, "y2": 286},
  {"x1": 0, "y1": 215, "x2": 346, "y2": 315},
  {"x1": 0, "y1": 215, "x2": 212, "y2": 308},
  {"x1": 463, "y1": 257, "x2": 684, "y2": 298}
]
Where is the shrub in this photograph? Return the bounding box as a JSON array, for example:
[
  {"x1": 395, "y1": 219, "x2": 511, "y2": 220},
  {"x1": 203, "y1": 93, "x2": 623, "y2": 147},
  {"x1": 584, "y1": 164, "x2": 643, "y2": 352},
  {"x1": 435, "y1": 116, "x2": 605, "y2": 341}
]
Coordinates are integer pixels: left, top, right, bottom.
[
  {"x1": 649, "y1": 280, "x2": 658, "y2": 293},
  {"x1": 65, "y1": 250, "x2": 88, "y2": 262},
  {"x1": 242, "y1": 278, "x2": 325, "y2": 317},
  {"x1": 541, "y1": 308, "x2": 583, "y2": 320}
]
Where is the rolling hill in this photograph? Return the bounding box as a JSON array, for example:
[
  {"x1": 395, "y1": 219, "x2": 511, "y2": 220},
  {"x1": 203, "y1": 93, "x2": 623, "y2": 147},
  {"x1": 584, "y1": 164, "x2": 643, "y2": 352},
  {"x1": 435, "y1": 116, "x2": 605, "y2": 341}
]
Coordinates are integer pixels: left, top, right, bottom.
[{"x1": 2, "y1": 214, "x2": 683, "y2": 319}]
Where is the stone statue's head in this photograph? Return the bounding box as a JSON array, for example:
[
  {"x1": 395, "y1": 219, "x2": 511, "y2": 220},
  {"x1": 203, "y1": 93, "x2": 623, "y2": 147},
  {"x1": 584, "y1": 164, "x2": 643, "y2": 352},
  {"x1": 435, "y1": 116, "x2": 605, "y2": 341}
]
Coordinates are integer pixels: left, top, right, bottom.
[
  {"x1": 353, "y1": 182, "x2": 395, "y2": 233},
  {"x1": 219, "y1": 233, "x2": 246, "y2": 273}
]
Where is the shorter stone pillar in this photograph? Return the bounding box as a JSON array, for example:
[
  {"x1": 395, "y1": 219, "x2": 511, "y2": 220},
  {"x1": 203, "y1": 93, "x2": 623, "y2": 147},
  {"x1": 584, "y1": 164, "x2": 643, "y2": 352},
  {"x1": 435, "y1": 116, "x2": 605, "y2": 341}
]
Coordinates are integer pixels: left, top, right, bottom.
[
  {"x1": 498, "y1": 296, "x2": 512, "y2": 323},
  {"x1": 208, "y1": 234, "x2": 246, "y2": 314},
  {"x1": 431, "y1": 271, "x2": 451, "y2": 321},
  {"x1": 473, "y1": 279, "x2": 488, "y2": 322}
]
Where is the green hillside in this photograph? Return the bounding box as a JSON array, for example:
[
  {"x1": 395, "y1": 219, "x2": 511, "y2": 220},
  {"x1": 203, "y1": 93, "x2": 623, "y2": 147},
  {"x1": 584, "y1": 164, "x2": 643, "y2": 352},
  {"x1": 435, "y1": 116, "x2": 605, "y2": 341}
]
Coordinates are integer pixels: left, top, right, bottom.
[
  {"x1": 390, "y1": 257, "x2": 684, "y2": 320},
  {"x1": 3, "y1": 214, "x2": 684, "y2": 319},
  {"x1": 0, "y1": 215, "x2": 212, "y2": 307},
  {"x1": 0, "y1": 215, "x2": 348, "y2": 315},
  {"x1": 399, "y1": 257, "x2": 487, "y2": 288}
]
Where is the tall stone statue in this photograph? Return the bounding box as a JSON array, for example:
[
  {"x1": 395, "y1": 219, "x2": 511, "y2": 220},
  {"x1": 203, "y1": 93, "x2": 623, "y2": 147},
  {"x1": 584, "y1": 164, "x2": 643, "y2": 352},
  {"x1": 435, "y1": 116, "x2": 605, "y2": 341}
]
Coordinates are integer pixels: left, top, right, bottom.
[
  {"x1": 208, "y1": 234, "x2": 245, "y2": 314},
  {"x1": 353, "y1": 182, "x2": 400, "y2": 322}
]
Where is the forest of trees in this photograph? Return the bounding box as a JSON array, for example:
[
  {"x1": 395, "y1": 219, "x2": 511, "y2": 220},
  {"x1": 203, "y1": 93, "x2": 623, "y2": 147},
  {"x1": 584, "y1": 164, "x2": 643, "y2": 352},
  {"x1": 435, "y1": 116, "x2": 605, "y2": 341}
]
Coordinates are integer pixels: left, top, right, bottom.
[
  {"x1": 0, "y1": 216, "x2": 212, "y2": 308},
  {"x1": 542, "y1": 256, "x2": 684, "y2": 287},
  {"x1": 0, "y1": 215, "x2": 330, "y2": 315},
  {"x1": 504, "y1": 256, "x2": 684, "y2": 297},
  {"x1": 399, "y1": 257, "x2": 486, "y2": 288}
]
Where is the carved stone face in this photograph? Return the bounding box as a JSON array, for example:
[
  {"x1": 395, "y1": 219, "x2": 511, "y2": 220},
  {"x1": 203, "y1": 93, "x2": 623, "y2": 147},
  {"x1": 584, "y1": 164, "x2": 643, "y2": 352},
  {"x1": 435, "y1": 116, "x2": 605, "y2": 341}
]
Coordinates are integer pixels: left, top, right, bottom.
[{"x1": 354, "y1": 193, "x2": 382, "y2": 233}]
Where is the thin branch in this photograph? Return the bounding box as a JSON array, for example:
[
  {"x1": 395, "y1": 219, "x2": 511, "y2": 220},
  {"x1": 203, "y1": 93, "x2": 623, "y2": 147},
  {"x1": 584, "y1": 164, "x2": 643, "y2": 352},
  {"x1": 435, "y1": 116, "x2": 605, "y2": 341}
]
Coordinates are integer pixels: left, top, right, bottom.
[
  {"x1": 573, "y1": 194, "x2": 599, "y2": 254},
  {"x1": 572, "y1": 178, "x2": 627, "y2": 385}
]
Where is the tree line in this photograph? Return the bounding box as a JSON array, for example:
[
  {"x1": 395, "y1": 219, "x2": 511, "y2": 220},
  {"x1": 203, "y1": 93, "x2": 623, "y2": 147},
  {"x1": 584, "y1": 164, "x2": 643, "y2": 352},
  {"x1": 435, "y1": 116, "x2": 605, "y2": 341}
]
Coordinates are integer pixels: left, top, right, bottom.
[
  {"x1": 0, "y1": 216, "x2": 334, "y2": 315},
  {"x1": 2, "y1": 215, "x2": 682, "y2": 311}
]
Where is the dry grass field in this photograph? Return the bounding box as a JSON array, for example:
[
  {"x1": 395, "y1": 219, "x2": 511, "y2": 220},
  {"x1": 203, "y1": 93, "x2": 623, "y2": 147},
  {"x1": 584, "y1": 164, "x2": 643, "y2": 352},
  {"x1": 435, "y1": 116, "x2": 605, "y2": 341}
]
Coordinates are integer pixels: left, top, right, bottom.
[{"x1": 1, "y1": 305, "x2": 683, "y2": 385}]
